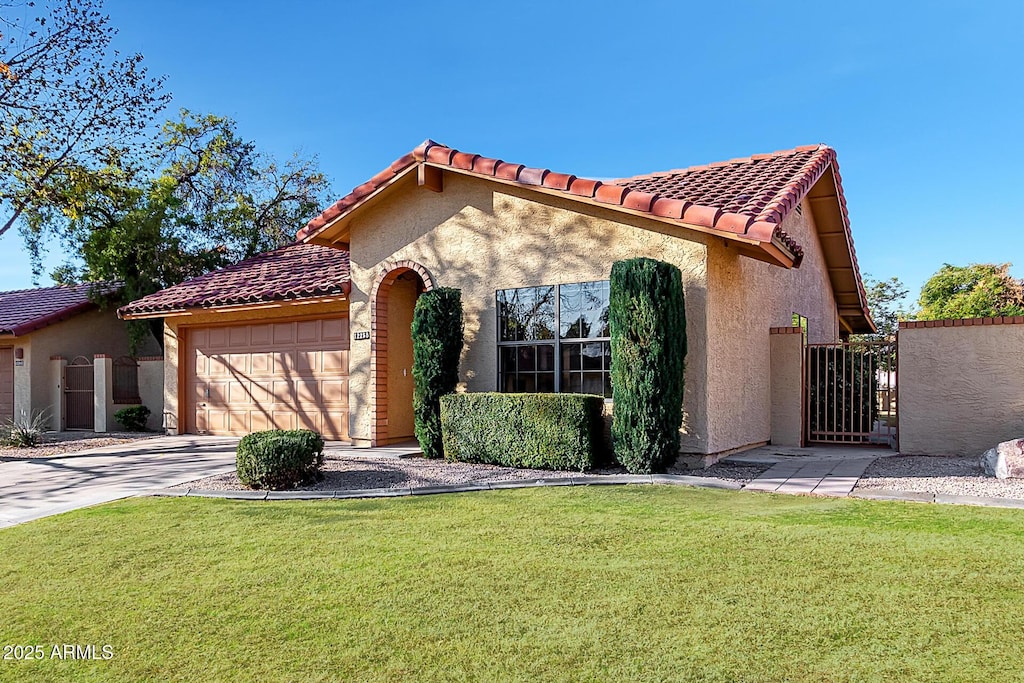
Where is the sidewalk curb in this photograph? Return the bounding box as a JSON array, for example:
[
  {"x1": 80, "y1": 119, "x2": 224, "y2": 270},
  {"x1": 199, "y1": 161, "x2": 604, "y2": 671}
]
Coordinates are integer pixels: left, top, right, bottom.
[
  {"x1": 148, "y1": 473, "x2": 743, "y2": 501},
  {"x1": 147, "y1": 479, "x2": 1024, "y2": 510}
]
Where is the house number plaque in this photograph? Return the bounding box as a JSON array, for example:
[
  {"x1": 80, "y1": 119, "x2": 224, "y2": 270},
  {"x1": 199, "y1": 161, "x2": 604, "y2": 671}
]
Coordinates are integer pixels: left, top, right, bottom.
[{"x1": 353, "y1": 331, "x2": 370, "y2": 341}]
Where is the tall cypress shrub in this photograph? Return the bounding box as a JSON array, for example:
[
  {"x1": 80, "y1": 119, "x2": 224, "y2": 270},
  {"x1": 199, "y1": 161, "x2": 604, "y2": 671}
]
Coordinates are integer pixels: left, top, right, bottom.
[
  {"x1": 609, "y1": 258, "x2": 687, "y2": 473},
  {"x1": 411, "y1": 287, "x2": 464, "y2": 459}
]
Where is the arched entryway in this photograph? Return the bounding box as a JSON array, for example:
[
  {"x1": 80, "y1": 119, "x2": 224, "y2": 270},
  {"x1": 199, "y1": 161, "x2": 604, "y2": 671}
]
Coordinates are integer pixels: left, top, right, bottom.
[{"x1": 370, "y1": 260, "x2": 435, "y2": 446}]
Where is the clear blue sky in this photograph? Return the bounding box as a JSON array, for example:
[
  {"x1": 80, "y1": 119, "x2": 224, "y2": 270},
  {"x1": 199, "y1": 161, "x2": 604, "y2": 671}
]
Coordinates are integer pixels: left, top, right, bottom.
[{"x1": 3, "y1": 0, "x2": 1021, "y2": 305}]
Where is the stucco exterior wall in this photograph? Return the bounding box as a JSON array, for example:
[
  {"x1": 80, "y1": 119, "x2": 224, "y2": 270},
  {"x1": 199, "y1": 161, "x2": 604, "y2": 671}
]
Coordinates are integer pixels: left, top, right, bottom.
[
  {"x1": 345, "y1": 173, "x2": 711, "y2": 451},
  {"x1": 162, "y1": 299, "x2": 350, "y2": 434},
  {"x1": 769, "y1": 328, "x2": 805, "y2": 446},
  {"x1": 138, "y1": 358, "x2": 164, "y2": 431},
  {"x1": 898, "y1": 319, "x2": 1024, "y2": 456},
  {"x1": 12, "y1": 308, "x2": 156, "y2": 427},
  {"x1": 704, "y1": 202, "x2": 839, "y2": 454}
]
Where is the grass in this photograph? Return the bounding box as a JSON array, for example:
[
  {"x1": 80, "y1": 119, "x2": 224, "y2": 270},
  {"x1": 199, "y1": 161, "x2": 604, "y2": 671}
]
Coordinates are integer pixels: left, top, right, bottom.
[{"x1": 1, "y1": 487, "x2": 1023, "y2": 682}]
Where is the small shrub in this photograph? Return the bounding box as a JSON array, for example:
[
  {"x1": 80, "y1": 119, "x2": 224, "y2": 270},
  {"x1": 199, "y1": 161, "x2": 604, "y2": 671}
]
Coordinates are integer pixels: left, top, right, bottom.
[
  {"x1": 609, "y1": 257, "x2": 687, "y2": 474},
  {"x1": 1, "y1": 410, "x2": 49, "y2": 448},
  {"x1": 236, "y1": 429, "x2": 325, "y2": 490},
  {"x1": 114, "y1": 405, "x2": 151, "y2": 432},
  {"x1": 440, "y1": 393, "x2": 603, "y2": 471},
  {"x1": 412, "y1": 287, "x2": 464, "y2": 459}
]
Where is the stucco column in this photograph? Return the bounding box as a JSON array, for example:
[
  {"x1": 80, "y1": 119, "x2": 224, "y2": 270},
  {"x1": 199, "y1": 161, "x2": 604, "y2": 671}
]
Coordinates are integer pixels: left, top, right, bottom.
[
  {"x1": 49, "y1": 355, "x2": 66, "y2": 431},
  {"x1": 13, "y1": 342, "x2": 31, "y2": 424},
  {"x1": 93, "y1": 355, "x2": 113, "y2": 433},
  {"x1": 769, "y1": 327, "x2": 804, "y2": 447},
  {"x1": 137, "y1": 356, "x2": 165, "y2": 432}
]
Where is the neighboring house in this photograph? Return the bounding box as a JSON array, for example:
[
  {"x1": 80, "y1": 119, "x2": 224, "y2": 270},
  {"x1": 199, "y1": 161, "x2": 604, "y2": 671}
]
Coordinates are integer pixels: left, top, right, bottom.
[
  {"x1": 0, "y1": 282, "x2": 162, "y2": 431},
  {"x1": 121, "y1": 141, "x2": 874, "y2": 458}
]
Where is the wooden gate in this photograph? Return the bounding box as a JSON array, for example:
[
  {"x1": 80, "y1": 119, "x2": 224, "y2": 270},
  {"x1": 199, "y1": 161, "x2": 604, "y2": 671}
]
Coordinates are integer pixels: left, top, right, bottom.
[
  {"x1": 805, "y1": 340, "x2": 897, "y2": 447},
  {"x1": 64, "y1": 356, "x2": 94, "y2": 430}
]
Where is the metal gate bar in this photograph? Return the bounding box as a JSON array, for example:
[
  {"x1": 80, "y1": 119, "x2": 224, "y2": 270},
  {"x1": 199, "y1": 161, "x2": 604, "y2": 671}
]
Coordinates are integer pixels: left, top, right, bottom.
[
  {"x1": 65, "y1": 358, "x2": 94, "y2": 430},
  {"x1": 805, "y1": 340, "x2": 897, "y2": 447}
]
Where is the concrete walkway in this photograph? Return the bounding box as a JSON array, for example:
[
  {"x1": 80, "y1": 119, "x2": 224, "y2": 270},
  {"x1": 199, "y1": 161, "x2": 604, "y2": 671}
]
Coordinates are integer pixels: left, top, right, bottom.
[
  {"x1": 727, "y1": 445, "x2": 893, "y2": 497},
  {"x1": 0, "y1": 435, "x2": 240, "y2": 528}
]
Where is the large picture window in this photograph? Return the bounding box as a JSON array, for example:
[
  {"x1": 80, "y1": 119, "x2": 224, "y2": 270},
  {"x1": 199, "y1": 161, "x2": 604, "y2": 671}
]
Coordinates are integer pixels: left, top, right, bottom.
[{"x1": 497, "y1": 280, "x2": 611, "y2": 397}]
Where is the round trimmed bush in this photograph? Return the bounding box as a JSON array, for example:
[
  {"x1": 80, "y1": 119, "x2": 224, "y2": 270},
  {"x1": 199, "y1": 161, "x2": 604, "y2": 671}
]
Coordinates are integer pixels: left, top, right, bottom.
[{"x1": 236, "y1": 429, "x2": 325, "y2": 490}]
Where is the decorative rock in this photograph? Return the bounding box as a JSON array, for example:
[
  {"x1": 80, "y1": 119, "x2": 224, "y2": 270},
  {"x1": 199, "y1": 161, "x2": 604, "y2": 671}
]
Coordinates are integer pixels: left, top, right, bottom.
[{"x1": 980, "y1": 439, "x2": 1024, "y2": 479}]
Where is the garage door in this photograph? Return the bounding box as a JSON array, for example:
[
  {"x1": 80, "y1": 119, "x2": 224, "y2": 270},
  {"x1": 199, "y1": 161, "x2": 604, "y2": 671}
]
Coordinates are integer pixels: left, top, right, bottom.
[
  {"x1": 0, "y1": 347, "x2": 12, "y2": 423},
  {"x1": 186, "y1": 318, "x2": 349, "y2": 440}
]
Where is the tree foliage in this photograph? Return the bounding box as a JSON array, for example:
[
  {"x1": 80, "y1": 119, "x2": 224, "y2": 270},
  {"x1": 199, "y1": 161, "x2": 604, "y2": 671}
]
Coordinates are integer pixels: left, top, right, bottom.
[
  {"x1": 0, "y1": 0, "x2": 169, "y2": 238},
  {"x1": 856, "y1": 275, "x2": 910, "y2": 341},
  {"x1": 42, "y1": 110, "x2": 332, "y2": 351},
  {"x1": 917, "y1": 263, "x2": 1024, "y2": 320},
  {"x1": 411, "y1": 288, "x2": 464, "y2": 459},
  {"x1": 609, "y1": 257, "x2": 687, "y2": 474}
]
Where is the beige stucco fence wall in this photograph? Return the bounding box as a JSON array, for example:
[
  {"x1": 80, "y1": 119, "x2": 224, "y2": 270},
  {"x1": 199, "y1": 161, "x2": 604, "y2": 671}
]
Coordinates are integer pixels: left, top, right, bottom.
[
  {"x1": 898, "y1": 317, "x2": 1024, "y2": 456},
  {"x1": 769, "y1": 327, "x2": 804, "y2": 447},
  {"x1": 90, "y1": 355, "x2": 165, "y2": 432}
]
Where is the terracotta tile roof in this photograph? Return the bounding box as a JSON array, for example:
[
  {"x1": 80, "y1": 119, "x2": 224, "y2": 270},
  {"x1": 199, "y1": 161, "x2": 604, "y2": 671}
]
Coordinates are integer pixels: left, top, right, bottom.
[
  {"x1": 297, "y1": 141, "x2": 855, "y2": 268},
  {"x1": 0, "y1": 281, "x2": 120, "y2": 336},
  {"x1": 119, "y1": 243, "x2": 350, "y2": 318},
  {"x1": 616, "y1": 145, "x2": 845, "y2": 261},
  {"x1": 296, "y1": 140, "x2": 872, "y2": 331}
]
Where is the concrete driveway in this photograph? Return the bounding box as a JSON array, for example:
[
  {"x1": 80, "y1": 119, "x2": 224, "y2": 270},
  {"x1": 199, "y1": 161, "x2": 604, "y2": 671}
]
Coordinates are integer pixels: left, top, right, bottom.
[{"x1": 0, "y1": 435, "x2": 239, "y2": 528}]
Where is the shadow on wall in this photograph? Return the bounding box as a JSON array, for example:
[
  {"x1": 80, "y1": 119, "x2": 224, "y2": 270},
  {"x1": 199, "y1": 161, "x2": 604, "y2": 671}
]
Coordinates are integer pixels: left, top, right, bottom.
[{"x1": 345, "y1": 175, "x2": 709, "y2": 452}]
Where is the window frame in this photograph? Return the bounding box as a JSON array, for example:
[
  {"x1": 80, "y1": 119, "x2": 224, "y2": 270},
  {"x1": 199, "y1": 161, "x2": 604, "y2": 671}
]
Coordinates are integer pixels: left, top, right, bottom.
[{"x1": 496, "y1": 280, "x2": 612, "y2": 398}]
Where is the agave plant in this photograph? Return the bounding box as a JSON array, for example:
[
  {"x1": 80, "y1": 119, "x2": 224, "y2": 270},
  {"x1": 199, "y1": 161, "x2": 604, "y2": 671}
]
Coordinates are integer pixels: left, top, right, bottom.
[{"x1": 1, "y1": 410, "x2": 51, "y2": 448}]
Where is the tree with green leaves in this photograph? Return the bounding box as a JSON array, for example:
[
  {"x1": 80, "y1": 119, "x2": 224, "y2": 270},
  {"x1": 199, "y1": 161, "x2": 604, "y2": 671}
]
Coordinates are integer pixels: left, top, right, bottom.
[
  {"x1": 856, "y1": 275, "x2": 910, "y2": 341},
  {"x1": 411, "y1": 288, "x2": 464, "y2": 459},
  {"x1": 1, "y1": 0, "x2": 169, "y2": 238},
  {"x1": 42, "y1": 110, "x2": 332, "y2": 351},
  {"x1": 917, "y1": 263, "x2": 1024, "y2": 320}
]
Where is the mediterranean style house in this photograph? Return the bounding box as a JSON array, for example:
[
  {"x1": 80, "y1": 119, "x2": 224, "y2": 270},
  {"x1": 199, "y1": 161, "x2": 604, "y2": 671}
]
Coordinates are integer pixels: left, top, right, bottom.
[{"x1": 120, "y1": 141, "x2": 873, "y2": 458}]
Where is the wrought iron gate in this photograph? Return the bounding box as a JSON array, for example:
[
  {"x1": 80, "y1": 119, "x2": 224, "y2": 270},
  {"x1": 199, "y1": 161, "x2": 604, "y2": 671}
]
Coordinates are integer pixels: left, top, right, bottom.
[
  {"x1": 64, "y1": 356, "x2": 94, "y2": 430},
  {"x1": 805, "y1": 340, "x2": 897, "y2": 447}
]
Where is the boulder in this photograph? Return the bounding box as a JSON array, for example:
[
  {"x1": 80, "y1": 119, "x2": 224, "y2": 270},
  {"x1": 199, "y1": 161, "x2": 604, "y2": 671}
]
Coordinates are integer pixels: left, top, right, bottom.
[{"x1": 980, "y1": 438, "x2": 1024, "y2": 479}]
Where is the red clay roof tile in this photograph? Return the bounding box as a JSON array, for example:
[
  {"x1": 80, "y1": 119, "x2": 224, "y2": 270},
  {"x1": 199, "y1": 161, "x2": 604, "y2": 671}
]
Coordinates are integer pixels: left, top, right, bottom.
[
  {"x1": 542, "y1": 172, "x2": 576, "y2": 191},
  {"x1": 622, "y1": 190, "x2": 658, "y2": 213},
  {"x1": 451, "y1": 152, "x2": 478, "y2": 170},
  {"x1": 119, "y1": 243, "x2": 350, "y2": 317},
  {"x1": 494, "y1": 162, "x2": 524, "y2": 181},
  {"x1": 517, "y1": 166, "x2": 548, "y2": 186},
  {"x1": 472, "y1": 156, "x2": 501, "y2": 175},
  {"x1": 568, "y1": 178, "x2": 602, "y2": 197},
  {"x1": 0, "y1": 281, "x2": 121, "y2": 336},
  {"x1": 297, "y1": 141, "x2": 874, "y2": 286},
  {"x1": 594, "y1": 184, "x2": 628, "y2": 205}
]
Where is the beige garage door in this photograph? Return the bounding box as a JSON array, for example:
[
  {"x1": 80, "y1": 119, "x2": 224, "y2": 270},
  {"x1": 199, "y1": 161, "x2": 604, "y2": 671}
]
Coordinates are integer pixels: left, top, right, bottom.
[
  {"x1": 186, "y1": 318, "x2": 349, "y2": 440},
  {"x1": 0, "y1": 347, "x2": 12, "y2": 423}
]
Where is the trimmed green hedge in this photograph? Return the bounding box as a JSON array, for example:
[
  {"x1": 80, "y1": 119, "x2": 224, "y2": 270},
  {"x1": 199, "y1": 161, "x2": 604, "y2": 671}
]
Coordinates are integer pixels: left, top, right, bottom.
[
  {"x1": 236, "y1": 429, "x2": 325, "y2": 490},
  {"x1": 440, "y1": 393, "x2": 603, "y2": 471},
  {"x1": 412, "y1": 287, "x2": 464, "y2": 459},
  {"x1": 609, "y1": 257, "x2": 687, "y2": 474}
]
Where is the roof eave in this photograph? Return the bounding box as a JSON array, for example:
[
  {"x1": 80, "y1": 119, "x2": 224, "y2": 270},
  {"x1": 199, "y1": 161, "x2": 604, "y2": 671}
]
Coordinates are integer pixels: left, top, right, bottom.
[
  {"x1": 119, "y1": 291, "x2": 350, "y2": 321},
  {"x1": 7, "y1": 300, "x2": 100, "y2": 336}
]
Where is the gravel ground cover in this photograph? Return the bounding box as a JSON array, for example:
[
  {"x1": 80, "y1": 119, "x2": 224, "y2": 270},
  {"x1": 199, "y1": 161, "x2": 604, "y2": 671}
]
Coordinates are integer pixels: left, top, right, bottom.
[
  {"x1": 855, "y1": 455, "x2": 1024, "y2": 498},
  {"x1": 171, "y1": 452, "x2": 771, "y2": 492},
  {"x1": 172, "y1": 454, "x2": 607, "y2": 491},
  {"x1": 0, "y1": 432, "x2": 160, "y2": 459},
  {"x1": 688, "y1": 461, "x2": 772, "y2": 483}
]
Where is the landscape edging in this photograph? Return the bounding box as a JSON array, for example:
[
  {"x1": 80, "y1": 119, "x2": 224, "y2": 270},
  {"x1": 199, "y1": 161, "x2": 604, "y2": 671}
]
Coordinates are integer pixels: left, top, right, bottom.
[{"x1": 148, "y1": 478, "x2": 1024, "y2": 509}]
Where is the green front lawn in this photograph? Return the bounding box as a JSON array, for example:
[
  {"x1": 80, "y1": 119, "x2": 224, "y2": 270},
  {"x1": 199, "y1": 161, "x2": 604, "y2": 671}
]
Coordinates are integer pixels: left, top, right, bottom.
[{"x1": 1, "y1": 488, "x2": 1023, "y2": 681}]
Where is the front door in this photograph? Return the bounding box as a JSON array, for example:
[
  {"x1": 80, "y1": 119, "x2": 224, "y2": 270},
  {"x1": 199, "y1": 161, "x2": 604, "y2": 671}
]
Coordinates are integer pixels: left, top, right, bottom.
[{"x1": 386, "y1": 274, "x2": 419, "y2": 440}]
